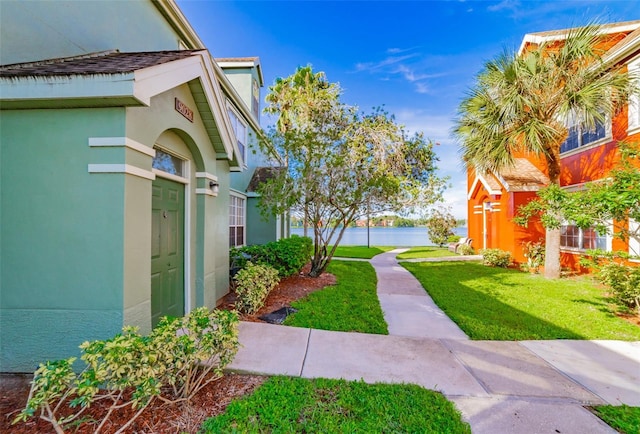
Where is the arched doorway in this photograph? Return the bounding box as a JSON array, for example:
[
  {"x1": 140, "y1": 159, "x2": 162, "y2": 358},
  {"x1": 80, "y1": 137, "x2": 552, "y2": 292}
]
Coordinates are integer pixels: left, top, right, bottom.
[{"x1": 151, "y1": 147, "x2": 187, "y2": 327}]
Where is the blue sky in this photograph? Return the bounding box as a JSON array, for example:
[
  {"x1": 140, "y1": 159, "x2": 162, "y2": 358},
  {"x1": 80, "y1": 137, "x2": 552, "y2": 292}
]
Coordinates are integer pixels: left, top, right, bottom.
[{"x1": 177, "y1": 0, "x2": 640, "y2": 219}]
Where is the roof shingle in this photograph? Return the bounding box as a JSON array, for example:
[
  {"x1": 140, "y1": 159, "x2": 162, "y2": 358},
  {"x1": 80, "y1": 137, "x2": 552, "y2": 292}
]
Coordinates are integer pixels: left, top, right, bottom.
[{"x1": 0, "y1": 50, "x2": 202, "y2": 77}]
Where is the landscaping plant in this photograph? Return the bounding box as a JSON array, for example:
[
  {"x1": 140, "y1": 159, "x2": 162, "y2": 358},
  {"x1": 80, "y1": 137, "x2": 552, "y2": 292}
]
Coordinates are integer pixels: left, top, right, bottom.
[
  {"x1": 581, "y1": 250, "x2": 640, "y2": 315},
  {"x1": 457, "y1": 243, "x2": 475, "y2": 256},
  {"x1": 480, "y1": 248, "x2": 513, "y2": 268},
  {"x1": 233, "y1": 261, "x2": 280, "y2": 314},
  {"x1": 257, "y1": 65, "x2": 446, "y2": 277},
  {"x1": 522, "y1": 240, "x2": 545, "y2": 273},
  {"x1": 424, "y1": 207, "x2": 458, "y2": 247},
  {"x1": 14, "y1": 307, "x2": 239, "y2": 434},
  {"x1": 230, "y1": 235, "x2": 312, "y2": 277}
]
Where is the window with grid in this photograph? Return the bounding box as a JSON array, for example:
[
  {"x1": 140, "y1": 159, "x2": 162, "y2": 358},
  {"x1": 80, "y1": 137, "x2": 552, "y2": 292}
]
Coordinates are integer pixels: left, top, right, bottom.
[
  {"x1": 227, "y1": 107, "x2": 247, "y2": 164},
  {"x1": 560, "y1": 118, "x2": 607, "y2": 154},
  {"x1": 229, "y1": 195, "x2": 245, "y2": 247},
  {"x1": 560, "y1": 224, "x2": 609, "y2": 251}
]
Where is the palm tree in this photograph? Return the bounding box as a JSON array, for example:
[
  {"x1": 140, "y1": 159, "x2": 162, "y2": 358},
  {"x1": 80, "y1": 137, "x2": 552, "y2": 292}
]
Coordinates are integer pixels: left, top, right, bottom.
[{"x1": 453, "y1": 23, "x2": 633, "y2": 279}]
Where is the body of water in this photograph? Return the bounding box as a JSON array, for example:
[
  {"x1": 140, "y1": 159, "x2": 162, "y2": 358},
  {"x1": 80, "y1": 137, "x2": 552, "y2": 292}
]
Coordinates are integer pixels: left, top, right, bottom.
[{"x1": 289, "y1": 226, "x2": 468, "y2": 247}]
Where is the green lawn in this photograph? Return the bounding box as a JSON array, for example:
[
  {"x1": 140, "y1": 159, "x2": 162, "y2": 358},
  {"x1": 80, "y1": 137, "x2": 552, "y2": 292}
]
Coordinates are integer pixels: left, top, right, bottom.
[
  {"x1": 396, "y1": 246, "x2": 456, "y2": 259},
  {"x1": 331, "y1": 245, "x2": 394, "y2": 259},
  {"x1": 201, "y1": 376, "x2": 471, "y2": 433},
  {"x1": 284, "y1": 260, "x2": 388, "y2": 334},
  {"x1": 402, "y1": 261, "x2": 640, "y2": 340},
  {"x1": 591, "y1": 405, "x2": 640, "y2": 434}
]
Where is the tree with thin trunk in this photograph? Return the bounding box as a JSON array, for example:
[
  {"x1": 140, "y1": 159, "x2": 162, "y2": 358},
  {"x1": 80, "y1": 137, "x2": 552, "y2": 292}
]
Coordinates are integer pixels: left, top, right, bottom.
[
  {"x1": 453, "y1": 23, "x2": 633, "y2": 279},
  {"x1": 259, "y1": 66, "x2": 446, "y2": 277}
]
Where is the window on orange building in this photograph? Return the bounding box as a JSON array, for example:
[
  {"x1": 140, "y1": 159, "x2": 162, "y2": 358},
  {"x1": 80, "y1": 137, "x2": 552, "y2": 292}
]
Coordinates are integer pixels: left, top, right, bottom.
[
  {"x1": 560, "y1": 224, "x2": 610, "y2": 251},
  {"x1": 560, "y1": 118, "x2": 608, "y2": 154}
]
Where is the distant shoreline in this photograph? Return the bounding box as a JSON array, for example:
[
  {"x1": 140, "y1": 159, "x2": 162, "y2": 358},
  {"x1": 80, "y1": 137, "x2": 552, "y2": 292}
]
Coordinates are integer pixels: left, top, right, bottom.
[{"x1": 289, "y1": 226, "x2": 468, "y2": 247}]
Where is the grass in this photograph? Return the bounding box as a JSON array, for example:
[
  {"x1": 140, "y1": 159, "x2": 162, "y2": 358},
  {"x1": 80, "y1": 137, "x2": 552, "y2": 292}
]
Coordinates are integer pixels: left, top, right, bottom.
[
  {"x1": 401, "y1": 261, "x2": 640, "y2": 340},
  {"x1": 284, "y1": 260, "x2": 388, "y2": 334},
  {"x1": 396, "y1": 246, "x2": 457, "y2": 259},
  {"x1": 331, "y1": 245, "x2": 394, "y2": 259},
  {"x1": 591, "y1": 405, "x2": 640, "y2": 434},
  {"x1": 200, "y1": 376, "x2": 471, "y2": 433}
]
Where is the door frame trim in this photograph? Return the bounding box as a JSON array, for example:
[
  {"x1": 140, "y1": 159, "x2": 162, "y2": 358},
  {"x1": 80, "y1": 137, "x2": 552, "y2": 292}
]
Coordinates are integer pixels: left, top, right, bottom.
[{"x1": 153, "y1": 145, "x2": 192, "y2": 315}]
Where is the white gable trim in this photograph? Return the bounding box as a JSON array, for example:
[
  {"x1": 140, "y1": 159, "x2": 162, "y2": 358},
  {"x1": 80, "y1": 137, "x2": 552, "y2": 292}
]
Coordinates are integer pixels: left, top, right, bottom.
[
  {"x1": 131, "y1": 51, "x2": 237, "y2": 161},
  {"x1": 467, "y1": 172, "x2": 502, "y2": 200}
]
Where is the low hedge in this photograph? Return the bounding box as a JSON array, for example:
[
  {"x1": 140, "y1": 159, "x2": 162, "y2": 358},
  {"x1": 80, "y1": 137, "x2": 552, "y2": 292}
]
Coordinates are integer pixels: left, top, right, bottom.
[{"x1": 231, "y1": 235, "x2": 312, "y2": 277}]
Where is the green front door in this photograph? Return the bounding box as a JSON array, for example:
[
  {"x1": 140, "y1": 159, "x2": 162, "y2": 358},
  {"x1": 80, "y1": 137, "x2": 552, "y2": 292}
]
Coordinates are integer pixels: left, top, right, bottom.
[{"x1": 151, "y1": 177, "x2": 185, "y2": 327}]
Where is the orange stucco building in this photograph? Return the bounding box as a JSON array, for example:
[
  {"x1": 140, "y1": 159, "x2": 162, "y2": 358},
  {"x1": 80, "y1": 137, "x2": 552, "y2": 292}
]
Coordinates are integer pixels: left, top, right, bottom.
[{"x1": 467, "y1": 21, "x2": 640, "y2": 269}]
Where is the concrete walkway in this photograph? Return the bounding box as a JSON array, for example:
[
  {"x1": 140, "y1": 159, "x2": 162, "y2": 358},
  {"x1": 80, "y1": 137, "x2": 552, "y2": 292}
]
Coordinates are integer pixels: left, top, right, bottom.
[{"x1": 227, "y1": 250, "x2": 640, "y2": 434}]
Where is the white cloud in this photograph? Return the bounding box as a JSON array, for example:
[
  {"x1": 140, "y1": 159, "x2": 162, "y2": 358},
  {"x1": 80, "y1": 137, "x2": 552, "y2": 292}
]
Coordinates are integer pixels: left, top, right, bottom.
[
  {"x1": 487, "y1": 0, "x2": 520, "y2": 12},
  {"x1": 354, "y1": 53, "x2": 419, "y2": 72}
]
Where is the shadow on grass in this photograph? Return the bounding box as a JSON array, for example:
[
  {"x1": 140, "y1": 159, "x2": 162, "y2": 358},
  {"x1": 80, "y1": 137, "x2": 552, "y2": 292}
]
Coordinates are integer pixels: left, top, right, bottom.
[{"x1": 402, "y1": 262, "x2": 586, "y2": 340}]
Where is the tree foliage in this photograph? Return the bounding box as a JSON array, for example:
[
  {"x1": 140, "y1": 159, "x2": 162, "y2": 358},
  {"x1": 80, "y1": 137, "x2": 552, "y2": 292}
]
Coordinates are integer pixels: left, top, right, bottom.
[
  {"x1": 453, "y1": 22, "x2": 634, "y2": 278},
  {"x1": 259, "y1": 66, "x2": 446, "y2": 276},
  {"x1": 515, "y1": 141, "x2": 640, "y2": 256},
  {"x1": 424, "y1": 208, "x2": 457, "y2": 247}
]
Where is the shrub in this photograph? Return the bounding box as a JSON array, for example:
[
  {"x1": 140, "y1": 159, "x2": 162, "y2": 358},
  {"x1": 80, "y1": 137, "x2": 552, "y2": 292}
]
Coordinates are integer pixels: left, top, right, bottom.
[
  {"x1": 231, "y1": 235, "x2": 312, "y2": 277},
  {"x1": 480, "y1": 248, "x2": 513, "y2": 268},
  {"x1": 425, "y1": 209, "x2": 457, "y2": 247},
  {"x1": 447, "y1": 234, "x2": 462, "y2": 243},
  {"x1": 457, "y1": 243, "x2": 475, "y2": 256},
  {"x1": 599, "y1": 263, "x2": 640, "y2": 314},
  {"x1": 233, "y1": 262, "x2": 280, "y2": 314},
  {"x1": 522, "y1": 240, "x2": 545, "y2": 273},
  {"x1": 14, "y1": 307, "x2": 239, "y2": 433},
  {"x1": 580, "y1": 250, "x2": 640, "y2": 314}
]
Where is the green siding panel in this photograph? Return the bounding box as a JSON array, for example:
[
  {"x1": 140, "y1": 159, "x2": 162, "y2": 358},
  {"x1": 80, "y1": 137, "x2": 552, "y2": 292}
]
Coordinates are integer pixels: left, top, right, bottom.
[
  {"x1": 246, "y1": 197, "x2": 277, "y2": 245},
  {"x1": 0, "y1": 309, "x2": 122, "y2": 373},
  {"x1": 0, "y1": 1, "x2": 184, "y2": 64},
  {"x1": 1, "y1": 109, "x2": 126, "y2": 310}
]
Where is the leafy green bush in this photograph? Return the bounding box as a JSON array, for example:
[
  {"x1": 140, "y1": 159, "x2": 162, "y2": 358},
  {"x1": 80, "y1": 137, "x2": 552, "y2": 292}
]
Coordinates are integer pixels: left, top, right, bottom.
[
  {"x1": 522, "y1": 240, "x2": 545, "y2": 273},
  {"x1": 599, "y1": 263, "x2": 640, "y2": 314},
  {"x1": 231, "y1": 235, "x2": 312, "y2": 277},
  {"x1": 480, "y1": 248, "x2": 513, "y2": 268},
  {"x1": 457, "y1": 243, "x2": 475, "y2": 256},
  {"x1": 580, "y1": 250, "x2": 640, "y2": 314},
  {"x1": 14, "y1": 307, "x2": 239, "y2": 433},
  {"x1": 447, "y1": 235, "x2": 462, "y2": 243},
  {"x1": 234, "y1": 262, "x2": 280, "y2": 314}
]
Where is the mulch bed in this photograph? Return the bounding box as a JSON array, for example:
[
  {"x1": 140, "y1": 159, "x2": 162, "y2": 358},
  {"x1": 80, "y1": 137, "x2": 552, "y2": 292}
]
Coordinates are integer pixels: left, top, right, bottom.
[{"x1": 1, "y1": 264, "x2": 335, "y2": 433}]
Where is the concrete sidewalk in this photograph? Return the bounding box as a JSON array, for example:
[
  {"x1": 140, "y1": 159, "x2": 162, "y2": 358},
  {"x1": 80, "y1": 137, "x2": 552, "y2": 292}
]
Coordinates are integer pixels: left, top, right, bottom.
[{"x1": 227, "y1": 250, "x2": 640, "y2": 434}]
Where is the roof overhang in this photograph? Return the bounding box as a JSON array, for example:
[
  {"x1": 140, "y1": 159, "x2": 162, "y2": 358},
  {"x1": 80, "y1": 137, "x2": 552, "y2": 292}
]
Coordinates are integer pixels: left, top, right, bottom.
[
  {"x1": 0, "y1": 50, "x2": 240, "y2": 165},
  {"x1": 467, "y1": 173, "x2": 502, "y2": 200},
  {"x1": 518, "y1": 20, "x2": 640, "y2": 55},
  {"x1": 216, "y1": 57, "x2": 264, "y2": 87}
]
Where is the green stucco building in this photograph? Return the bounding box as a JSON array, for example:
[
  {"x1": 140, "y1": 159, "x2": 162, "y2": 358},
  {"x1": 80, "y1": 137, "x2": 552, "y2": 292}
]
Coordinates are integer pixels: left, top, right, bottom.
[{"x1": 0, "y1": 0, "x2": 284, "y2": 372}]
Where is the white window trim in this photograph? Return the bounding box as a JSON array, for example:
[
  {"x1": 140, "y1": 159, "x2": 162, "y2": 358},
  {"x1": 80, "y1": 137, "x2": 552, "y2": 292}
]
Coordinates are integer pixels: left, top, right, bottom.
[
  {"x1": 560, "y1": 221, "x2": 612, "y2": 253},
  {"x1": 229, "y1": 191, "x2": 247, "y2": 247},
  {"x1": 559, "y1": 116, "x2": 612, "y2": 157},
  {"x1": 226, "y1": 102, "x2": 248, "y2": 167}
]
